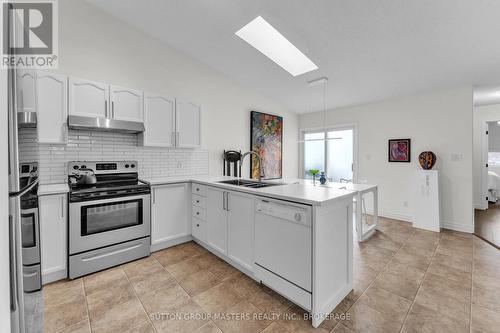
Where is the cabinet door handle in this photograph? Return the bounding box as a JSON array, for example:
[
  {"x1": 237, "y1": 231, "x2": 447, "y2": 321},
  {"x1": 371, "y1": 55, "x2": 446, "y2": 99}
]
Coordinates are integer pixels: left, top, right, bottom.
[
  {"x1": 111, "y1": 101, "x2": 115, "y2": 118},
  {"x1": 222, "y1": 192, "x2": 226, "y2": 211},
  {"x1": 196, "y1": 200, "x2": 200, "y2": 203},
  {"x1": 61, "y1": 199, "x2": 64, "y2": 218},
  {"x1": 82, "y1": 243, "x2": 142, "y2": 262},
  {"x1": 226, "y1": 193, "x2": 230, "y2": 211},
  {"x1": 152, "y1": 189, "x2": 155, "y2": 204},
  {"x1": 105, "y1": 100, "x2": 108, "y2": 118}
]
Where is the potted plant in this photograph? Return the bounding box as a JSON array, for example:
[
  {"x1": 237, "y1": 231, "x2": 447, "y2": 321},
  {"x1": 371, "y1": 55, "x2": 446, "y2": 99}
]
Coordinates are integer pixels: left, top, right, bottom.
[{"x1": 309, "y1": 169, "x2": 320, "y2": 186}]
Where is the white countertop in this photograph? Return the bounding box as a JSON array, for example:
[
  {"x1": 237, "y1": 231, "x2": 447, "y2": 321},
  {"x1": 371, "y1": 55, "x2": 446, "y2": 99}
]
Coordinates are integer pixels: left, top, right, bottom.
[
  {"x1": 293, "y1": 179, "x2": 378, "y2": 192},
  {"x1": 143, "y1": 176, "x2": 356, "y2": 206},
  {"x1": 38, "y1": 183, "x2": 69, "y2": 196},
  {"x1": 36, "y1": 177, "x2": 373, "y2": 205}
]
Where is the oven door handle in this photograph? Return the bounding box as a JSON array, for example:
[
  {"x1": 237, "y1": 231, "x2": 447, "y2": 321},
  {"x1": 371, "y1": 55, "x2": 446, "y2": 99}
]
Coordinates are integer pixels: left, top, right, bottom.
[{"x1": 81, "y1": 242, "x2": 143, "y2": 262}]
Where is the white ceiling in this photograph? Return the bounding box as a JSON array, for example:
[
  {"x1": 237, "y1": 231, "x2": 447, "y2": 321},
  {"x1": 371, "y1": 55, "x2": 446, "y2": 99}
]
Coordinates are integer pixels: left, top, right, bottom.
[{"x1": 86, "y1": 0, "x2": 500, "y2": 113}]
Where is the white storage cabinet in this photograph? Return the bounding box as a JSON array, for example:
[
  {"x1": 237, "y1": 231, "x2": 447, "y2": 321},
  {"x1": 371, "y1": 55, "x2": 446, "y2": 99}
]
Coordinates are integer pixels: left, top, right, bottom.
[
  {"x1": 39, "y1": 194, "x2": 67, "y2": 284},
  {"x1": 151, "y1": 183, "x2": 191, "y2": 251}
]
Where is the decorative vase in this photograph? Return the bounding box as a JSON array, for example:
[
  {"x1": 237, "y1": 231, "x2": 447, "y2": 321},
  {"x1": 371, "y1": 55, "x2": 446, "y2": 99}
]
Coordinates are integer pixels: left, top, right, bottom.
[
  {"x1": 319, "y1": 172, "x2": 327, "y2": 185},
  {"x1": 309, "y1": 169, "x2": 319, "y2": 186},
  {"x1": 418, "y1": 151, "x2": 436, "y2": 170}
]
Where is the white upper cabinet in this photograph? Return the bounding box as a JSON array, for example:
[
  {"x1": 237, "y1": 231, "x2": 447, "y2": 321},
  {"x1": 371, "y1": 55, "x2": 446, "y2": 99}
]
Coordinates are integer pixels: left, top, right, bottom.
[
  {"x1": 36, "y1": 72, "x2": 68, "y2": 144},
  {"x1": 110, "y1": 85, "x2": 144, "y2": 123},
  {"x1": 176, "y1": 100, "x2": 201, "y2": 148},
  {"x1": 17, "y1": 70, "x2": 37, "y2": 113},
  {"x1": 142, "y1": 93, "x2": 175, "y2": 147},
  {"x1": 68, "y1": 77, "x2": 109, "y2": 118}
]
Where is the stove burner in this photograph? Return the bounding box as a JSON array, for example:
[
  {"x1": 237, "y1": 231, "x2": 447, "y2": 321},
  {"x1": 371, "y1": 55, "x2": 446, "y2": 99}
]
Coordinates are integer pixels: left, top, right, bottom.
[{"x1": 68, "y1": 161, "x2": 150, "y2": 202}]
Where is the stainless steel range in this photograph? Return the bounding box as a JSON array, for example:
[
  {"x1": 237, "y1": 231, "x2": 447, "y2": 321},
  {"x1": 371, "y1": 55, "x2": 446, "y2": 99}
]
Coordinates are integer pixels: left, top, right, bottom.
[{"x1": 68, "y1": 161, "x2": 151, "y2": 279}]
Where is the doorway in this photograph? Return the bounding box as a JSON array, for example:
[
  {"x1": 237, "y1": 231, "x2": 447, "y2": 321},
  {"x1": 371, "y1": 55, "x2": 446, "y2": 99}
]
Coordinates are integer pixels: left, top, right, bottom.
[
  {"x1": 474, "y1": 120, "x2": 500, "y2": 248},
  {"x1": 300, "y1": 124, "x2": 357, "y2": 182}
]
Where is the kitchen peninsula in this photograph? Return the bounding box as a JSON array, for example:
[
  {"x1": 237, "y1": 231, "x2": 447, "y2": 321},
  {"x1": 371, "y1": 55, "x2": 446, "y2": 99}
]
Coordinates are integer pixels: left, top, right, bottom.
[{"x1": 146, "y1": 176, "x2": 356, "y2": 328}]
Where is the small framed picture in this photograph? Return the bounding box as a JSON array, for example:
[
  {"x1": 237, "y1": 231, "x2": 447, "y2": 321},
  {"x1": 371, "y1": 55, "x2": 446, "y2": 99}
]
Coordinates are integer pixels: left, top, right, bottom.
[{"x1": 388, "y1": 139, "x2": 411, "y2": 162}]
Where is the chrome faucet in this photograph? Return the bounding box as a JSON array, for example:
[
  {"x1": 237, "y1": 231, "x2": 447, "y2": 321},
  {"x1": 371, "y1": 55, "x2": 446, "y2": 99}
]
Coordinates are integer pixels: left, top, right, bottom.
[{"x1": 240, "y1": 151, "x2": 264, "y2": 182}]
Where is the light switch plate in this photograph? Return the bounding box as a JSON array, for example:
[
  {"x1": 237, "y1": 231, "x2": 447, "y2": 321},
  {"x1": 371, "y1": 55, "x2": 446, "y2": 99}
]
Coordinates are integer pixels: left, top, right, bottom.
[{"x1": 451, "y1": 153, "x2": 463, "y2": 162}]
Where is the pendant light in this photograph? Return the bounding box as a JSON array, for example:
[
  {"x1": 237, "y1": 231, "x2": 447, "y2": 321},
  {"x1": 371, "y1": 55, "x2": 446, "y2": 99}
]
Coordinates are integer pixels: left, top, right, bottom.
[{"x1": 298, "y1": 77, "x2": 340, "y2": 143}]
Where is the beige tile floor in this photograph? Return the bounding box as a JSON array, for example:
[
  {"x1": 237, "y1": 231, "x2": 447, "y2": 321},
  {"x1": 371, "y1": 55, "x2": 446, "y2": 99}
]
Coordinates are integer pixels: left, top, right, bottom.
[
  {"x1": 474, "y1": 204, "x2": 500, "y2": 248},
  {"x1": 44, "y1": 217, "x2": 500, "y2": 333}
]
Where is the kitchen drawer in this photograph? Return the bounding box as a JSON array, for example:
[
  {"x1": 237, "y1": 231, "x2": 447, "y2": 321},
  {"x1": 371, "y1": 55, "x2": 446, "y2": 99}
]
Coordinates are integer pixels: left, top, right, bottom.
[
  {"x1": 192, "y1": 218, "x2": 207, "y2": 242},
  {"x1": 192, "y1": 184, "x2": 207, "y2": 197},
  {"x1": 192, "y1": 207, "x2": 206, "y2": 221},
  {"x1": 69, "y1": 237, "x2": 150, "y2": 279},
  {"x1": 192, "y1": 194, "x2": 206, "y2": 209}
]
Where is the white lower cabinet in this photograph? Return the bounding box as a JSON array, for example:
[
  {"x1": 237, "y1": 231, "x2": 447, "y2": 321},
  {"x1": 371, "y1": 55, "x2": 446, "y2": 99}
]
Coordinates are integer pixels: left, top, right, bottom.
[
  {"x1": 206, "y1": 187, "x2": 228, "y2": 255},
  {"x1": 39, "y1": 194, "x2": 67, "y2": 284},
  {"x1": 192, "y1": 218, "x2": 207, "y2": 242},
  {"x1": 151, "y1": 183, "x2": 190, "y2": 251},
  {"x1": 204, "y1": 186, "x2": 254, "y2": 269},
  {"x1": 227, "y1": 192, "x2": 254, "y2": 271}
]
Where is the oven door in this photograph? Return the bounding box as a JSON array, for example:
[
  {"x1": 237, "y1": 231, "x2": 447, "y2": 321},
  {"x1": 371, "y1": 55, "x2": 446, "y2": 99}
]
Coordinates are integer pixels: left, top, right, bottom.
[{"x1": 69, "y1": 194, "x2": 150, "y2": 255}]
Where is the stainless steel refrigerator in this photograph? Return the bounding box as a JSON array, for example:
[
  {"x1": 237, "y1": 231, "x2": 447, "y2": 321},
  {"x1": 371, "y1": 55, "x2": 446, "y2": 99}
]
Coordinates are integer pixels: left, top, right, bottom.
[{"x1": 7, "y1": 4, "x2": 43, "y2": 332}]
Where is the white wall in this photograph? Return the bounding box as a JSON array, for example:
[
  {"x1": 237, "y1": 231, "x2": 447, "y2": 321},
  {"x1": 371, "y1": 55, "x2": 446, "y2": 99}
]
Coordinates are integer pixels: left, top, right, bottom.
[
  {"x1": 56, "y1": 0, "x2": 298, "y2": 178},
  {"x1": 300, "y1": 87, "x2": 474, "y2": 232},
  {"x1": 473, "y1": 104, "x2": 500, "y2": 208},
  {"x1": 0, "y1": 68, "x2": 11, "y2": 331}
]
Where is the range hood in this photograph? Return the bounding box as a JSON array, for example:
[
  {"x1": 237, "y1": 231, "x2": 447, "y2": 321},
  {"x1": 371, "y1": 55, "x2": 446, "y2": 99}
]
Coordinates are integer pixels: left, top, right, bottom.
[
  {"x1": 68, "y1": 115, "x2": 145, "y2": 133},
  {"x1": 18, "y1": 111, "x2": 37, "y2": 128}
]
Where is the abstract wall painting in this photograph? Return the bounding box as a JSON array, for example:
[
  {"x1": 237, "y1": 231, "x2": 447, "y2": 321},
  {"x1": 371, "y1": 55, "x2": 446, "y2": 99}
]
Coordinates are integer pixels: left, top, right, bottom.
[
  {"x1": 388, "y1": 138, "x2": 411, "y2": 162},
  {"x1": 250, "y1": 111, "x2": 283, "y2": 179}
]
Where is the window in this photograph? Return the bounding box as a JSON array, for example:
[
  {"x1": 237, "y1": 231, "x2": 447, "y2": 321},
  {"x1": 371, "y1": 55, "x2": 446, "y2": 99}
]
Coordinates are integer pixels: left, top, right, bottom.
[{"x1": 301, "y1": 128, "x2": 354, "y2": 182}]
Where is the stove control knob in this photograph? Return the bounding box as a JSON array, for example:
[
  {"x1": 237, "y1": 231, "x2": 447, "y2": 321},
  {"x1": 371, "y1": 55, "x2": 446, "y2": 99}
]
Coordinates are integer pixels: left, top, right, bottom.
[
  {"x1": 131, "y1": 164, "x2": 135, "y2": 168},
  {"x1": 125, "y1": 164, "x2": 129, "y2": 168},
  {"x1": 81, "y1": 165, "x2": 86, "y2": 169},
  {"x1": 73, "y1": 165, "x2": 79, "y2": 170}
]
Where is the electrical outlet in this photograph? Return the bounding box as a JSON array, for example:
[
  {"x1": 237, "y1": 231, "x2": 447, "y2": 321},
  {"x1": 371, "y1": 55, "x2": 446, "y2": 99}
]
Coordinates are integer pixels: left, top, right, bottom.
[{"x1": 451, "y1": 153, "x2": 463, "y2": 162}]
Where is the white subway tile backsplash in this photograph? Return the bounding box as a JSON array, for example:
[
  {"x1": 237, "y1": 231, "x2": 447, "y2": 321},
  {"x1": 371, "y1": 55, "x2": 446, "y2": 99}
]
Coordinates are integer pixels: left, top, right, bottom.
[{"x1": 19, "y1": 129, "x2": 209, "y2": 184}]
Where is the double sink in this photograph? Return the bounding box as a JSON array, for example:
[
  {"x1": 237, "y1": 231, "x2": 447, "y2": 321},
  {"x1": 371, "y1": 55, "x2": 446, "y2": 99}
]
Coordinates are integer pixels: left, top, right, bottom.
[{"x1": 218, "y1": 179, "x2": 282, "y2": 189}]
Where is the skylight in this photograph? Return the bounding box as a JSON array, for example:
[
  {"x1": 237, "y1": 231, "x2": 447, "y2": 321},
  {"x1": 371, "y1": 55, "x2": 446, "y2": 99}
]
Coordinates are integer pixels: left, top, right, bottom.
[{"x1": 235, "y1": 16, "x2": 318, "y2": 77}]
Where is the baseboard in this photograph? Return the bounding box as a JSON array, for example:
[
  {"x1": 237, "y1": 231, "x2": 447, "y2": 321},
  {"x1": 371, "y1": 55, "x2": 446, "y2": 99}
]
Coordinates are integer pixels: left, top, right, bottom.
[
  {"x1": 42, "y1": 269, "x2": 67, "y2": 285},
  {"x1": 474, "y1": 203, "x2": 488, "y2": 210},
  {"x1": 312, "y1": 282, "x2": 352, "y2": 328},
  {"x1": 150, "y1": 234, "x2": 192, "y2": 252},
  {"x1": 441, "y1": 221, "x2": 474, "y2": 233},
  {"x1": 365, "y1": 209, "x2": 413, "y2": 223},
  {"x1": 366, "y1": 209, "x2": 473, "y2": 234},
  {"x1": 192, "y1": 238, "x2": 256, "y2": 279}
]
